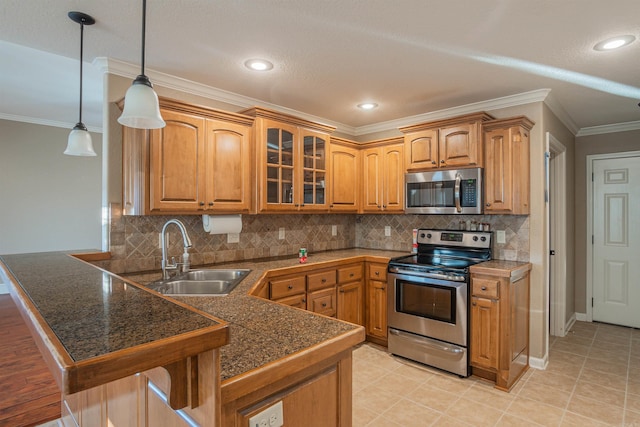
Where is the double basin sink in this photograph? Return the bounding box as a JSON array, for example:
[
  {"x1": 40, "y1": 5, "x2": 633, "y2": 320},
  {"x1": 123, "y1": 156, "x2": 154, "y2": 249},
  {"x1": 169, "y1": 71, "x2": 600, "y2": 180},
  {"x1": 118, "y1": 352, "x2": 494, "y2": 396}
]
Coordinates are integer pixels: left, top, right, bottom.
[{"x1": 148, "y1": 269, "x2": 251, "y2": 296}]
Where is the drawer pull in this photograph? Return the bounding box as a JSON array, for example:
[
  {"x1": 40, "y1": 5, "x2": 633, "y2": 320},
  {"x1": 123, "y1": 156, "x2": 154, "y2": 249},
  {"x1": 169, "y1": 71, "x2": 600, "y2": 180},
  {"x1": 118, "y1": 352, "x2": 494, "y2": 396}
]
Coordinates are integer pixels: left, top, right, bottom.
[
  {"x1": 481, "y1": 286, "x2": 487, "y2": 291},
  {"x1": 375, "y1": 271, "x2": 380, "y2": 276},
  {"x1": 322, "y1": 303, "x2": 327, "y2": 307},
  {"x1": 288, "y1": 285, "x2": 293, "y2": 290},
  {"x1": 350, "y1": 273, "x2": 354, "y2": 277},
  {"x1": 322, "y1": 278, "x2": 326, "y2": 283}
]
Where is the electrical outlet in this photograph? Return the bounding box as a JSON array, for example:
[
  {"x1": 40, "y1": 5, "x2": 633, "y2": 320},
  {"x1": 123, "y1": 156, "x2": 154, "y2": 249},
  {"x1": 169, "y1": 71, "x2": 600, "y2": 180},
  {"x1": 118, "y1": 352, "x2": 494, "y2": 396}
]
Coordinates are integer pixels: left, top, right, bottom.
[
  {"x1": 384, "y1": 226, "x2": 391, "y2": 237},
  {"x1": 227, "y1": 233, "x2": 240, "y2": 244},
  {"x1": 331, "y1": 225, "x2": 337, "y2": 236},
  {"x1": 278, "y1": 227, "x2": 285, "y2": 240},
  {"x1": 248, "y1": 401, "x2": 283, "y2": 427},
  {"x1": 496, "y1": 230, "x2": 506, "y2": 244}
]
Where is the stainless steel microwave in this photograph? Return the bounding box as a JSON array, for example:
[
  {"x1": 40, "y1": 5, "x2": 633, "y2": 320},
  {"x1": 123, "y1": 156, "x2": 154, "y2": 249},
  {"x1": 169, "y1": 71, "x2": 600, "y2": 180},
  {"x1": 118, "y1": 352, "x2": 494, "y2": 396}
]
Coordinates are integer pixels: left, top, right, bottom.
[{"x1": 405, "y1": 168, "x2": 483, "y2": 214}]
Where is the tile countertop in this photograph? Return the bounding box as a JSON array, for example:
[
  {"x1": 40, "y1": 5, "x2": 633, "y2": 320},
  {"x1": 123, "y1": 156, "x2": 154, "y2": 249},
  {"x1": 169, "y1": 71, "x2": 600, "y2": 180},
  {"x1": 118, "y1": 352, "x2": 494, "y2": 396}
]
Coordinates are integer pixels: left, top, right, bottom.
[
  {"x1": 0, "y1": 251, "x2": 230, "y2": 394},
  {"x1": 124, "y1": 248, "x2": 408, "y2": 382}
]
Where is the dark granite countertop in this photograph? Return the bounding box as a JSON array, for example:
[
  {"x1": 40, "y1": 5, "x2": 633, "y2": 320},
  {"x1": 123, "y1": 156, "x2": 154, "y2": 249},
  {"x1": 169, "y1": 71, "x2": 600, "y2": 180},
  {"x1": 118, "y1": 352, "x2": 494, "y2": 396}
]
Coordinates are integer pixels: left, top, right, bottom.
[
  {"x1": 1, "y1": 248, "x2": 405, "y2": 387},
  {"x1": 0, "y1": 251, "x2": 229, "y2": 393},
  {"x1": 124, "y1": 248, "x2": 406, "y2": 381}
]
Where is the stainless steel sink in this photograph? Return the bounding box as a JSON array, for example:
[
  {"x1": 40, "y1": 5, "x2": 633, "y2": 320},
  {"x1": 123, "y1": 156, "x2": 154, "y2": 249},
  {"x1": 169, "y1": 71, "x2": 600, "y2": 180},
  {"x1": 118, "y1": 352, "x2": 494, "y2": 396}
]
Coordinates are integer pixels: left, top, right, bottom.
[{"x1": 148, "y1": 269, "x2": 251, "y2": 296}]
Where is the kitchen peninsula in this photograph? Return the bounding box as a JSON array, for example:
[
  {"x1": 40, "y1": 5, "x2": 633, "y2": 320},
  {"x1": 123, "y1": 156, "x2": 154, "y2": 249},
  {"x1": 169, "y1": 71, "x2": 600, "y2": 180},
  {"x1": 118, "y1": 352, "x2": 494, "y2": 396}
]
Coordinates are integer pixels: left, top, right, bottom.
[{"x1": 0, "y1": 248, "x2": 402, "y2": 427}]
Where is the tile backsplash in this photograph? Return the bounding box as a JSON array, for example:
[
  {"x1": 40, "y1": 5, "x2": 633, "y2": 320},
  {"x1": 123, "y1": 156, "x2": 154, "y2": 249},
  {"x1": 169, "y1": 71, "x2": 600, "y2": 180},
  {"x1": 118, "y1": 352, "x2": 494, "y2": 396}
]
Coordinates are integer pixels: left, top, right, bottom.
[
  {"x1": 100, "y1": 204, "x2": 529, "y2": 274},
  {"x1": 355, "y1": 214, "x2": 530, "y2": 261}
]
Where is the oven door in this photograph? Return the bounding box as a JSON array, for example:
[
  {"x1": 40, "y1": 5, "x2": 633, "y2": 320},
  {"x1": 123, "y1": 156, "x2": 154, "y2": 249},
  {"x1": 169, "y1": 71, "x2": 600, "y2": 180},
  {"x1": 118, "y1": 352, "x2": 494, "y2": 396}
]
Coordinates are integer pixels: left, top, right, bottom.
[{"x1": 387, "y1": 270, "x2": 468, "y2": 347}]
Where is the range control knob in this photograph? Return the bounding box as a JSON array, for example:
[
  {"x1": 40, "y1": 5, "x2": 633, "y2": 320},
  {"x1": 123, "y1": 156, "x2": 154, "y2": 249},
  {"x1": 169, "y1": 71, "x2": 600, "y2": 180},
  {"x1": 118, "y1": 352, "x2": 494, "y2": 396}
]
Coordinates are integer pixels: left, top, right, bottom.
[
  {"x1": 420, "y1": 233, "x2": 426, "y2": 238},
  {"x1": 473, "y1": 236, "x2": 479, "y2": 241},
  {"x1": 481, "y1": 236, "x2": 487, "y2": 242},
  {"x1": 426, "y1": 233, "x2": 432, "y2": 239}
]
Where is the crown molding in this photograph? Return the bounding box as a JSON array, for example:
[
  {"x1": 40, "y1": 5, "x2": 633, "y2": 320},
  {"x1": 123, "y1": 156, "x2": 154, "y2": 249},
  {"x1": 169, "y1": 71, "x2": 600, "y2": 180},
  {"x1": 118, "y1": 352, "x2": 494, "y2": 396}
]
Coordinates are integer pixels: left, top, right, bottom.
[
  {"x1": 576, "y1": 120, "x2": 640, "y2": 137},
  {"x1": 0, "y1": 113, "x2": 102, "y2": 133},
  {"x1": 94, "y1": 57, "x2": 356, "y2": 135},
  {"x1": 354, "y1": 89, "x2": 552, "y2": 136},
  {"x1": 543, "y1": 91, "x2": 579, "y2": 135}
]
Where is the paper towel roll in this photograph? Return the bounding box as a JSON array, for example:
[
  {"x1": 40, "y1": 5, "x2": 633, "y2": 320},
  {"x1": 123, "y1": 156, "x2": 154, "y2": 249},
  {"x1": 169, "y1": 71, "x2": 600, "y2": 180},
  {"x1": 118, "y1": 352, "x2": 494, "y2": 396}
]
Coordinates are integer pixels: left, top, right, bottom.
[{"x1": 202, "y1": 214, "x2": 243, "y2": 235}]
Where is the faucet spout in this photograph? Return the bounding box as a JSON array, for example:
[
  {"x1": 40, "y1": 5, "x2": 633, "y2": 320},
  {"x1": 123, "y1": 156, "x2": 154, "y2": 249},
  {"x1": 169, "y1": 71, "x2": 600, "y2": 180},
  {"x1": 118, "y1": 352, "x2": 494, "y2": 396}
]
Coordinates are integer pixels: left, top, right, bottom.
[{"x1": 161, "y1": 219, "x2": 193, "y2": 280}]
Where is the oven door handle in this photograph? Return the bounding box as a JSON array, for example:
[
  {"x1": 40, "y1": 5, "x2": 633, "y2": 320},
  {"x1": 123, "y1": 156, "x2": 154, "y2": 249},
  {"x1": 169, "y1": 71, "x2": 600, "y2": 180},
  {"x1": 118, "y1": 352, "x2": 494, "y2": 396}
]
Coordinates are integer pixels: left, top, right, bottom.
[
  {"x1": 454, "y1": 173, "x2": 462, "y2": 213},
  {"x1": 389, "y1": 329, "x2": 464, "y2": 355}
]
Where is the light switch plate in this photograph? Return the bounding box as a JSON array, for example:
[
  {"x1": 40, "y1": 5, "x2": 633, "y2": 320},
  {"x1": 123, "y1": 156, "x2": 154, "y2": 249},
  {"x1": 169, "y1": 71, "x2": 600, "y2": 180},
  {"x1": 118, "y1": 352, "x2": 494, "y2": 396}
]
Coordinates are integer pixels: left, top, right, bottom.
[
  {"x1": 331, "y1": 225, "x2": 337, "y2": 236},
  {"x1": 384, "y1": 226, "x2": 391, "y2": 237},
  {"x1": 278, "y1": 227, "x2": 285, "y2": 240},
  {"x1": 227, "y1": 233, "x2": 240, "y2": 244},
  {"x1": 496, "y1": 230, "x2": 506, "y2": 244}
]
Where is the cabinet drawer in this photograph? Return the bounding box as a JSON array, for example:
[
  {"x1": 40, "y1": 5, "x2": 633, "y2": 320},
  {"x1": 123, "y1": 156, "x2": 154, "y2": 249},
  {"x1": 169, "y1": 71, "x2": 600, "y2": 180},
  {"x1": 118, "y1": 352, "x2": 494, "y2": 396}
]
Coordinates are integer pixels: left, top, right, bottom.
[
  {"x1": 338, "y1": 264, "x2": 363, "y2": 283},
  {"x1": 472, "y1": 278, "x2": 500, "y2": 299},
  {"x1": 307, "y1": 269, "x2": 337, "y2": 291},
  {"x1": 368, "y1": 264, "x2": 387, "y2": 281},
  {"x1": 273, "y1": 293, "x2": 307, "y2": 309},
  {"x1": 270, "y1": 276, "x2": 306, "y2": 300},
  {"x1": 308, "y1": 287, "x2": 337, "y2": 317}
]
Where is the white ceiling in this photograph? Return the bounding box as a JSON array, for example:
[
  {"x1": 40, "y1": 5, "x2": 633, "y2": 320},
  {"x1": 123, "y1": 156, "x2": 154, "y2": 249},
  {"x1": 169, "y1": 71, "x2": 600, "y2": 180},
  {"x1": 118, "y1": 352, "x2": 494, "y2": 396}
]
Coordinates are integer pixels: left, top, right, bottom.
[{"x1": 1, "y1": 0, "x2": 639, "y2": 136}]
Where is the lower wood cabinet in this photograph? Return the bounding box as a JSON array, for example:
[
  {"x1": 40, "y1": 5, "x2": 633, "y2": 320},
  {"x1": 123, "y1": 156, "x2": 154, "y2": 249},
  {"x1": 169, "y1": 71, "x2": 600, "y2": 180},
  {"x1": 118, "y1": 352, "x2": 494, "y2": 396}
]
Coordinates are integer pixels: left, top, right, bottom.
[
  {"x1": 365, "y1": 262, "x2": 388, "y2": 345},
  {"x1": 469, "y1": 262, "x2": 531, "y2": 391},
  {"x1": 337, "y1": 264, "x2": 364, "y2": 325}
]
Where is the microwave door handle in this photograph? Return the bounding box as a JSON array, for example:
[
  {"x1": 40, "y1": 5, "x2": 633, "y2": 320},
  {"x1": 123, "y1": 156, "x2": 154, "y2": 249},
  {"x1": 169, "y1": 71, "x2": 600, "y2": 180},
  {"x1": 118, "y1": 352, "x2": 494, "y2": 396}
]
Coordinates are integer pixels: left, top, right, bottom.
[{"x1": 454, "y1": 173, "x2": 462, "y2": 213}]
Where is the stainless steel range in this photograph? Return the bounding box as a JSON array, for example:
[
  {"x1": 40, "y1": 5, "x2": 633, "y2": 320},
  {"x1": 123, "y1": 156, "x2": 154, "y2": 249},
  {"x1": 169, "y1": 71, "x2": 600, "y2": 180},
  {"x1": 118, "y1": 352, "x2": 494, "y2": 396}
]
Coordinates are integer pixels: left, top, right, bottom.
[{"x1": 387, "y1": 229, "x2": 491, "y2": 377}]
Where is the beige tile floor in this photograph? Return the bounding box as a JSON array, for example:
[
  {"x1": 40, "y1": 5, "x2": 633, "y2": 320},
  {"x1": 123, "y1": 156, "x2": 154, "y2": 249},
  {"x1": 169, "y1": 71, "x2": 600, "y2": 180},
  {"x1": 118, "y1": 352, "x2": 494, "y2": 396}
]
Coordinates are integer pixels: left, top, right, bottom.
[{"x1": 353, "y1": 321, "x2": 640, "y2": 426}]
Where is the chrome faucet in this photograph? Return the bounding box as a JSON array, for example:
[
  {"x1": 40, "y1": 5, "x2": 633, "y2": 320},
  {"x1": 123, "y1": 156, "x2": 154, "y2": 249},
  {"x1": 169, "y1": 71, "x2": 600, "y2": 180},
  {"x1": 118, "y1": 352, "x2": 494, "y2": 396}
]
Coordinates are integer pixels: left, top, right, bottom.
[{"x1": 161, "y1": 219, "x2": 193, "y2": 280}]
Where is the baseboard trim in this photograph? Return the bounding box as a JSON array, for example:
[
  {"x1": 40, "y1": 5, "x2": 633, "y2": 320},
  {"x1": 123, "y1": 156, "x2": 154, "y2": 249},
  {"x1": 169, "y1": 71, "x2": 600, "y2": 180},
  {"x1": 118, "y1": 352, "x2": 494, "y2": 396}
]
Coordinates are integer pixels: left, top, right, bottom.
[
  {"x1": 565, "y1": 313, "x2": 577, "y2": 334},
  {"x1": 575, "y1": 312, "x2": 588, "y2": 322},
  {"x1": 529, "y1": 354, "x2": 548, "y2": 370}
]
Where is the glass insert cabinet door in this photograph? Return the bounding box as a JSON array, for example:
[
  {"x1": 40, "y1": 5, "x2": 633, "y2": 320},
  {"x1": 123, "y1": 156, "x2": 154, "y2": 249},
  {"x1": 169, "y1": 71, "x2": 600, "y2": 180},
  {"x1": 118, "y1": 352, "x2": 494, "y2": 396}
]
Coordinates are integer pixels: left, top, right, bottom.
[
  {"x1": 302, "y1": 133, "x2": 326, "y2": 207},
  {"x1": 266, "y1": 126, "x2": 295, "y2": 205}
]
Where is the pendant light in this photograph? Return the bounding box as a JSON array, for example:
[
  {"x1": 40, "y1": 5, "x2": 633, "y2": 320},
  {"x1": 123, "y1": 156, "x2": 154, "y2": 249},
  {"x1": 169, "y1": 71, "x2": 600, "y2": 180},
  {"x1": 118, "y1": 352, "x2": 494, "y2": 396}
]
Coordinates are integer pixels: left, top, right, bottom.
[
  {"x1": 117, "y1": 0, "x2": 165, "y2": 129},
  {"x1": 64, "y1": 12, "x2": 97, "y2": 156}
]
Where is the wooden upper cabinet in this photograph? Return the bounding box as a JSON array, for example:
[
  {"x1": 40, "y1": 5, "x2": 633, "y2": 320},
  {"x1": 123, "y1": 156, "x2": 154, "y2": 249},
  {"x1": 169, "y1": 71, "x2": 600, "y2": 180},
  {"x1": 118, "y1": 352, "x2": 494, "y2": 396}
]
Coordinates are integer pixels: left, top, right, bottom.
[
  {"x1": 328, "y1": 139, "x2": 360, "y2": 212},
  {"x1": 404, "y1": 129, "x2": 438, "y2": 170},
  {"x1": 122, "y1": 98, "x2": 254, "y2": 215},
  {"x1": 439, "y1": 122, "x2": 480, "y2": 167},
  {"x1": 204, "y1": 119, "x2": 252, "y2": 212},
  {"x1": 150, "y1": 110, "x2": 207, "y2": 212},
  {"x1": 400, "y1": 112, "x2": 494, "y2": 171},
  {"x1": 483, "y1": 116, "x2": 534, "y2": 215},
  {"x1": 240, "y1": 107, "x2": 335, "y2": 213},
  {"x1": 361, "y1": 140, "x2": 404, "y2": 213}
]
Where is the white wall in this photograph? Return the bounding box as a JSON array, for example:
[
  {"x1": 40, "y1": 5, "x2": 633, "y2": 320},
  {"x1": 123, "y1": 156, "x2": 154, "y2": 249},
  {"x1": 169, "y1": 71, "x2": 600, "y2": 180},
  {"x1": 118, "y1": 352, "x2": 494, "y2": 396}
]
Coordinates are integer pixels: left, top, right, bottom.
[{"x1": 0, "y1": 119, "x2": 102, "y2": 255}]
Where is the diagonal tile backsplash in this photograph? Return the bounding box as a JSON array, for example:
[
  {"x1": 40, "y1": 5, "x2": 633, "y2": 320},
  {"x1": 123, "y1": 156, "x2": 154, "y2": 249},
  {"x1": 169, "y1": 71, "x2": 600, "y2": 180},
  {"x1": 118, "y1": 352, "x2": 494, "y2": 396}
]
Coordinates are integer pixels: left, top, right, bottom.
[{"x1": 101, "y1": 204, "x2": 529, "y2": 274}]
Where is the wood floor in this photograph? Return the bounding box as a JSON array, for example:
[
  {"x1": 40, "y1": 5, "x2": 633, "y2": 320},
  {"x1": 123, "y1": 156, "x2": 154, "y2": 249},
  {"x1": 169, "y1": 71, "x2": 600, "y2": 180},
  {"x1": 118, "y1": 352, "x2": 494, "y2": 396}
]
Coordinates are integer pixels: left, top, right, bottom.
[{"x1": 0, "y1": 294, "x2": 60, "y2": 427}]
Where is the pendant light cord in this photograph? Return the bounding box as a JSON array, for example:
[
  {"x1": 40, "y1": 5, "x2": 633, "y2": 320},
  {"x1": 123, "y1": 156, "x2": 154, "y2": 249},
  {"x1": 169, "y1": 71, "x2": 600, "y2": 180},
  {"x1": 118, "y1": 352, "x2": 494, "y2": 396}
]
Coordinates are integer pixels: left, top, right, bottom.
[
  {"x1": 78, "y1": 21, "x2": 84, "y2": 125},
  {"x1": 141, "y1": 0, "x2": 146, "y2": 76}
]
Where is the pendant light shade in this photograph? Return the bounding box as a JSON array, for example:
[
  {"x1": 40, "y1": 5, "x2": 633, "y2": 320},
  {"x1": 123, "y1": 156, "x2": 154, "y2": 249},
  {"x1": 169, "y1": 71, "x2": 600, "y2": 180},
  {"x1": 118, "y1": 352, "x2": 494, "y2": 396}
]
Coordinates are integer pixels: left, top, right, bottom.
[
  {"x1": 118, "y1": 0, "x2": 165, "y2": 129},
  {"x1": 65, "y1": 11, "x2": 97, "y2": 156}
]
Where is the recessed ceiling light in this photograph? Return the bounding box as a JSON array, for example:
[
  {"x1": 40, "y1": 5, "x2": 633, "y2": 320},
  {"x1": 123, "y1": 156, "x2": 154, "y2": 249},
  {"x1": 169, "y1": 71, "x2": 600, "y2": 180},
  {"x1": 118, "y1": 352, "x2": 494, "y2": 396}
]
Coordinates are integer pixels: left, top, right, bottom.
[
  {"x1": 357, "y1": 102, "x2": 378, "y2": 110},
  {"x1": 593, "y1": 35, "x2": 635, "y2": 51},
  {"x1": 244, "y1": 59, "x2": 274, "y2": 71}
]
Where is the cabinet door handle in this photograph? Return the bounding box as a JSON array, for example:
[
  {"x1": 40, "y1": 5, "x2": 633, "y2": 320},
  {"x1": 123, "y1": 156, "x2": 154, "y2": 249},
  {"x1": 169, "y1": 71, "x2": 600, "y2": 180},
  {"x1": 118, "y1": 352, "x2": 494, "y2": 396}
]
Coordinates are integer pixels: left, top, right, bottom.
[
  {"x1": 383, "y1": 205, "x2": 387, "y2": 209},
  {"x1": 199, "y1": 202, "x2": 205, "y2": 206},
  {"x1": 472, "y1": 301, "x2": 477, "y2": 306},
  {"x1": 440, "y1": 160, "x2": 445, "y2": 163},
  {"x1": 431, "y1": 161, "x2": 436, "y2": 165},
  {"x1": 330, "y1": 204, "x2": 334, "y2": 208},
  {"x1": 294, "y1": 204, "x2": 299, "y2": 207},
  {"x1": 486, "y1": 203, "x2": 491, "y2": 207},
  {"x1": 208, "y1": 202, "x2": 214, "y2": 206},
  {"x1": 339, "y1": 289, "x2": 345, "y2": 293}
]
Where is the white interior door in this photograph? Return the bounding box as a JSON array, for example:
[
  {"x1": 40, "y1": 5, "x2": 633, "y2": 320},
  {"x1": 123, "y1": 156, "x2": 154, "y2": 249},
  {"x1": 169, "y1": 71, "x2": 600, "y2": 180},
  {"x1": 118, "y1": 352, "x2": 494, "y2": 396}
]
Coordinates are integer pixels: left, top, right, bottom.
[{"x1": 592, "y1": 156, "x2": 640, "y2": 328}]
